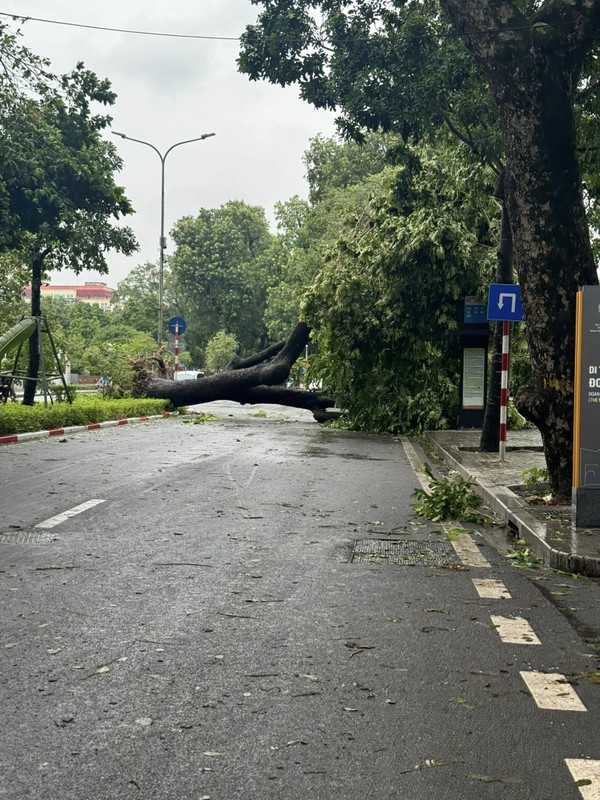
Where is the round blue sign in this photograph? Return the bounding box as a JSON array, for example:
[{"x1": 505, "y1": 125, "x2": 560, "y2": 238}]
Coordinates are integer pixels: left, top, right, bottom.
[{"x1": 167, "y1": 316, "x2": 187, "y2": 334}]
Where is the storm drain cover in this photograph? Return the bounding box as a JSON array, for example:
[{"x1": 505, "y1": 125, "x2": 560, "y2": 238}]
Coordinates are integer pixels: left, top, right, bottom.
[
  {"x1": 351, "y1": 539, "x2": 458, "y2": 566},
  {"x1": 0, "y1": 531, "x2": 56, "y2": 544}
]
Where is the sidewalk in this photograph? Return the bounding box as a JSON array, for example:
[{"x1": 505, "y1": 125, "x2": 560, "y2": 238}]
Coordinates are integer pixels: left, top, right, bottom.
[{"x1": 425, "y1": 429, "x2": 600, "y2": 578}]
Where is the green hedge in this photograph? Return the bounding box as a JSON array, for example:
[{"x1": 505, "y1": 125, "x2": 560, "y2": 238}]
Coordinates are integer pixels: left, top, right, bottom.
[{"x1": 0, "y1": 397, "x2": 173, "y2": 435}]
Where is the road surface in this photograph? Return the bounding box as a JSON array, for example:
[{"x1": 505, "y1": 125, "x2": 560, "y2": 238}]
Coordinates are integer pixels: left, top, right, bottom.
[{"x1": 1, "y1": 403, "x2": 598, "y2": 799}]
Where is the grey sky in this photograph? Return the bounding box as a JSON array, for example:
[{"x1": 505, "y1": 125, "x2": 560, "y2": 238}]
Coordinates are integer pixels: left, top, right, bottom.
[{"x1": 2, "y1": 2, "x2": 336, "y2": 288}]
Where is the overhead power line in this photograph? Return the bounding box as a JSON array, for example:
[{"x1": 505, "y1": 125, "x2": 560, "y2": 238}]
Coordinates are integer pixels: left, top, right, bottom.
[{"x1": 0, "y1": 11, "x2": 241, "y2": 41}]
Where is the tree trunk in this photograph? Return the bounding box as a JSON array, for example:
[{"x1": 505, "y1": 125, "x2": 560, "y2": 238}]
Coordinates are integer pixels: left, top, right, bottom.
[
  {"x1": 479, "y1": 196, "x2": 514, "y2": 452},
  {"x1": 501, "y1": 74, "x2": 596, "y2": 497},
  {"x1": 145, "y1": 321, "x2": 340, "y2": 422},
  {"x1": 22, "y1": 253, "x2": 43, "y2": 406},
  {"x1": 441, "y1": 1, "x2": 600, "y2": 498}
]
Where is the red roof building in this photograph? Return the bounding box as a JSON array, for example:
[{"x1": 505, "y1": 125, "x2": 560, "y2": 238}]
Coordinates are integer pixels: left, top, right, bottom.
[{"x1": 23, "y1": 282, "x2": 115, "y2": 310}]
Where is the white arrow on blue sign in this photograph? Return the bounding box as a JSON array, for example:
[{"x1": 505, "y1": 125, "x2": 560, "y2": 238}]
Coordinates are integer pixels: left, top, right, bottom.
[
  {"x1": 487, "y1": 284, "x2": 524, "y2": 322},
  {"x1": 167, "y1": 316, "x2": 187, "y2": 335}
]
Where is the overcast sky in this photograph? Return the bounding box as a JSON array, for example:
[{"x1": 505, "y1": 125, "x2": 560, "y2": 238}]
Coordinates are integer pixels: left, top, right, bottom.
[{"x1": 2, "y1": 2, "x2": 337, "y2": 288}]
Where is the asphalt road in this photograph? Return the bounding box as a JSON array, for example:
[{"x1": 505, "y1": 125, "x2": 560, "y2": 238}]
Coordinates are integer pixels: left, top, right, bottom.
[{"x1": 1, "y1": 403, "x2": 598, "y2": 799}]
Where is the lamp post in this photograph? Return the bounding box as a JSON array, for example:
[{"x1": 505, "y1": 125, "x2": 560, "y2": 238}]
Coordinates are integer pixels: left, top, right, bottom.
[{"x1": 112, "y1": 131, "x2": 216, "y2": 346}]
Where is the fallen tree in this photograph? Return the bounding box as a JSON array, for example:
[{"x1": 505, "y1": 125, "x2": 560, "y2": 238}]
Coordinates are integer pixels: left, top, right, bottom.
[{"x1": 138, "y1": 322, "x2": 341, "y2": 422}]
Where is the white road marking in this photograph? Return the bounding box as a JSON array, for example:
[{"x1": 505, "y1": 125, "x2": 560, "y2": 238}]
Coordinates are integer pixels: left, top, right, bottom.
[
  {"x1": 565, "y1": 759, "x2": 600, "y2": 800},
  {"x1": 35, "y1": 499, "x2": 106, "y2": 529},
  {"x1": 450, "y1": 534, "x2": 491, "y2": 568},
  {"x1": 491, "y1": 615, "x2": 541, "y2": 644},
  {"x1": 472, "y1": 578, "x2": 511, "y2": 599},
  {"x1": 520, "y1": 671, "x2": 587, "y2": 712}
]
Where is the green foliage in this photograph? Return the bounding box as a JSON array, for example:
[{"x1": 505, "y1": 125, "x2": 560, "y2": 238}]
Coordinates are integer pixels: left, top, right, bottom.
[
  {"x1": 239, "y1": 1, "x2": 501, "y2": 161},
  {"x1": 169, "y1": 201, "x2": 274, "y2": 357},
  {"x1": 507, "y1": 401, "x2": 532, "y2": 431},
  {"x1": 521, "y1": 466, "x2": 551, "y2": 488},
  {"x1": 304, "y1": 140, "x2": 496, "y2": 434},
  {"x1": 114, "y1": 262, "x2": 162, "y2": 338},
  {"x1": 1, "y1": 62, "x2": 136, "y2": 263},
  {"x1": 0, "y1": 252, "x2": 28, "y2": 331},
  {"x1": 264, "y1": 137, "x2": 401, "y2": 340},
  {"x1": 506, "y1": 541, "x2": 540, "y2": 569},
  {"x1": 48, "y1": 384, "x2": 76, "y2": 403},
  {"x1": 204, "y1": 330, "x2": 239, "y2": 374},
  {"x1": 41, "y1": 297, "x2": 156, "y2": 388},
  {"x1": 182, "y1": 412, "x2": 219, "y2": 424},
  {"x1": 411, "y1": 464, "x2": 483, "y2": 522},
  {"x1": 0, "y1": 397, "x2": 170, "y2": 435},
  {"x1": 304, "y1": 133, "x2": 392, "y2": 204}
]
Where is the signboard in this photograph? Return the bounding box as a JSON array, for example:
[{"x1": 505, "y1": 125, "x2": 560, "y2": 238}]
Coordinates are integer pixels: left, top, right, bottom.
[
  {"x1": 574, "y1": 285, "x2": 600, "y2": 487},
  {"x1": 487, "y1": 284, "x2": 524, "y2": 322},
  {"x1": 462, "y1": 348, "x2": 486, "y2": 409},
  {"x1": 573, "y1": 285, "x2": 600, "y2": 527},
  {"x1": 168, "y1": 335, "x2": 186, "y2": 354},
  {"x1": 463, "y1": 296, "x2": 487, "y2": 325},
  {"x1": 167, "y1": 316, "x2": 187, "y2": 335}
]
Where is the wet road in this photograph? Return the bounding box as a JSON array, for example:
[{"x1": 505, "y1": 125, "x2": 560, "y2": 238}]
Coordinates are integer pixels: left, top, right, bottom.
[{"x1": 1, "y1": 403, "x2": 598, "y2": 799}]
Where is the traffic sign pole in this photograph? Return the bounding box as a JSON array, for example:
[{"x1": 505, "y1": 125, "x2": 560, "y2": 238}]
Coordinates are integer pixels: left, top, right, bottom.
[
  {"x1": 487, "y1": 284, "x2": 523, "y2": 461},
  {"x1": 499, "y1": 321, "x2": 510, "y2": 462},
  {"x1": 174, "y1": 323, "x2": 179, "y2": 380}
]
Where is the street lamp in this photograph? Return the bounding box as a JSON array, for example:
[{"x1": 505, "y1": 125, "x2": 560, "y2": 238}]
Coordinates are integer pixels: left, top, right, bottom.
[{"x1": 112, "y1": 130, "x2": 216, "y2": 346}]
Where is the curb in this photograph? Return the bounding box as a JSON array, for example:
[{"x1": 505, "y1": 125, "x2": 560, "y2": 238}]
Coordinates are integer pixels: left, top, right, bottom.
[
  {"x1": 426, "y1": 434, "x2": 600, "y2": 578},
  {"x1": 0, "y1": 412, "x2": 180, "y2": 447}
]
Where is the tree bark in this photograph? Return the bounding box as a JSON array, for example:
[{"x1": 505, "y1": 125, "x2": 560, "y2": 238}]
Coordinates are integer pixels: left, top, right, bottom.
[
  {"x1": 441, "y1": 0, "x2": 600, "y2": 497},
  {"x1": 145, "y1": 321, "x2": 340, "y2": 421}
]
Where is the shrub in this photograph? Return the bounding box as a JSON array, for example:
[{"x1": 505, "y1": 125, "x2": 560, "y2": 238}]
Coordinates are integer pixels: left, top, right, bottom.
[{"x1": 0, "y1": 397, "x2": 171, "y2": 435}]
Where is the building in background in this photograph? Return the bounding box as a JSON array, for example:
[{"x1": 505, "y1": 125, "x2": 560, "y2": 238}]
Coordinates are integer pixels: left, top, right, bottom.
[{"x1": 23, "y1": 282, "x2": 115, "y2": 310}]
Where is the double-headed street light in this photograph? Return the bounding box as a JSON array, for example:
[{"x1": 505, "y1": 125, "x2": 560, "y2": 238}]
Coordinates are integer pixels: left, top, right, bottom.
[{"x1": 112, "y1": 131, "x2": 216, "y2": 346}]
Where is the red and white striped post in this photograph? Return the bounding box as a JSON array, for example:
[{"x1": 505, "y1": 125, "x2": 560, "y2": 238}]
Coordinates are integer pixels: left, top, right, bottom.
[
  {"x1": 499, "y1": 321, "x2": 510, "y2": 462},
  {"x1": 174, "y1": 322, "x2": 180, "y2": 380}
]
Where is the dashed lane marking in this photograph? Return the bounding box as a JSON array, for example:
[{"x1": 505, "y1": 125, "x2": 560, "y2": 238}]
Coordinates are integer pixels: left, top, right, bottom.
[
  {"x1": 491, "y1": 615, "x2": 541, "y2": 645},
  {"x1": 565, "y1": 759, "x2": 600, "y2": 800},
  {"x1": 35, "y1": 499, "x2": 106, "y2": 529},
  {"x1": 472, "y1": 578, "x2": 511, "y2": 599},
  {"x1": 450, "y1": 534, "x2": 491, "y2": 568},
  {"x1": 520, "y1": 671, "x2": 587, "y2": 712},
  {"x1": 400, "y1": 438, "x2": 491, "y2": 568}
]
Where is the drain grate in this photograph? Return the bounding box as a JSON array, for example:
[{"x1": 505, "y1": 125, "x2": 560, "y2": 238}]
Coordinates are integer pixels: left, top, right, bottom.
[
  {"x1": 351, "y1": 539, "x2": 458, "y2": 566},
  {"x1": 0, "y1": 531, "x2": 57, "y2": 544}
]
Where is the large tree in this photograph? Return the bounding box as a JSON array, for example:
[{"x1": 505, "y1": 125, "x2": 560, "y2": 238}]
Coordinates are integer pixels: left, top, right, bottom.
[
  {"x1": 169, "y1": 200, "x2": 275, "y2": 360},
  {"x1": 239, "y1": 0, "x2": 600, "y2": 497}
]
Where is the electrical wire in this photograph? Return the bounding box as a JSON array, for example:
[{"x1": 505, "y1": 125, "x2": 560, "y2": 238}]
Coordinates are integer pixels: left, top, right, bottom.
[{"x1": 0, "y1": 11, "x2": 241, "y2": 41}]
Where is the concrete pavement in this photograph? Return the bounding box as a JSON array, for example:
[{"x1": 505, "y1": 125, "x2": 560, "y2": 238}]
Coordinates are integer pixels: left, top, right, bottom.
[{"x1": 425, "y1": 429, "x2": 600, "y2": 578}]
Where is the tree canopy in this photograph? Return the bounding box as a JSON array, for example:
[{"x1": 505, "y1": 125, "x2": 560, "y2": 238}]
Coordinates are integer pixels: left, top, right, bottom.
[{"x1": 169, "y1": 200, "x2": 276, "y2": 360}]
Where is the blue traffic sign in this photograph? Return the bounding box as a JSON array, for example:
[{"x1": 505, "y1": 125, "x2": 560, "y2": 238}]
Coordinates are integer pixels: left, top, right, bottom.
[
  {"x1": 167, "y1": 316, "x2": 187, "y2": 335},
  {"x1": 487, "y1": 284, "x2": 524, "y2": 322}
]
